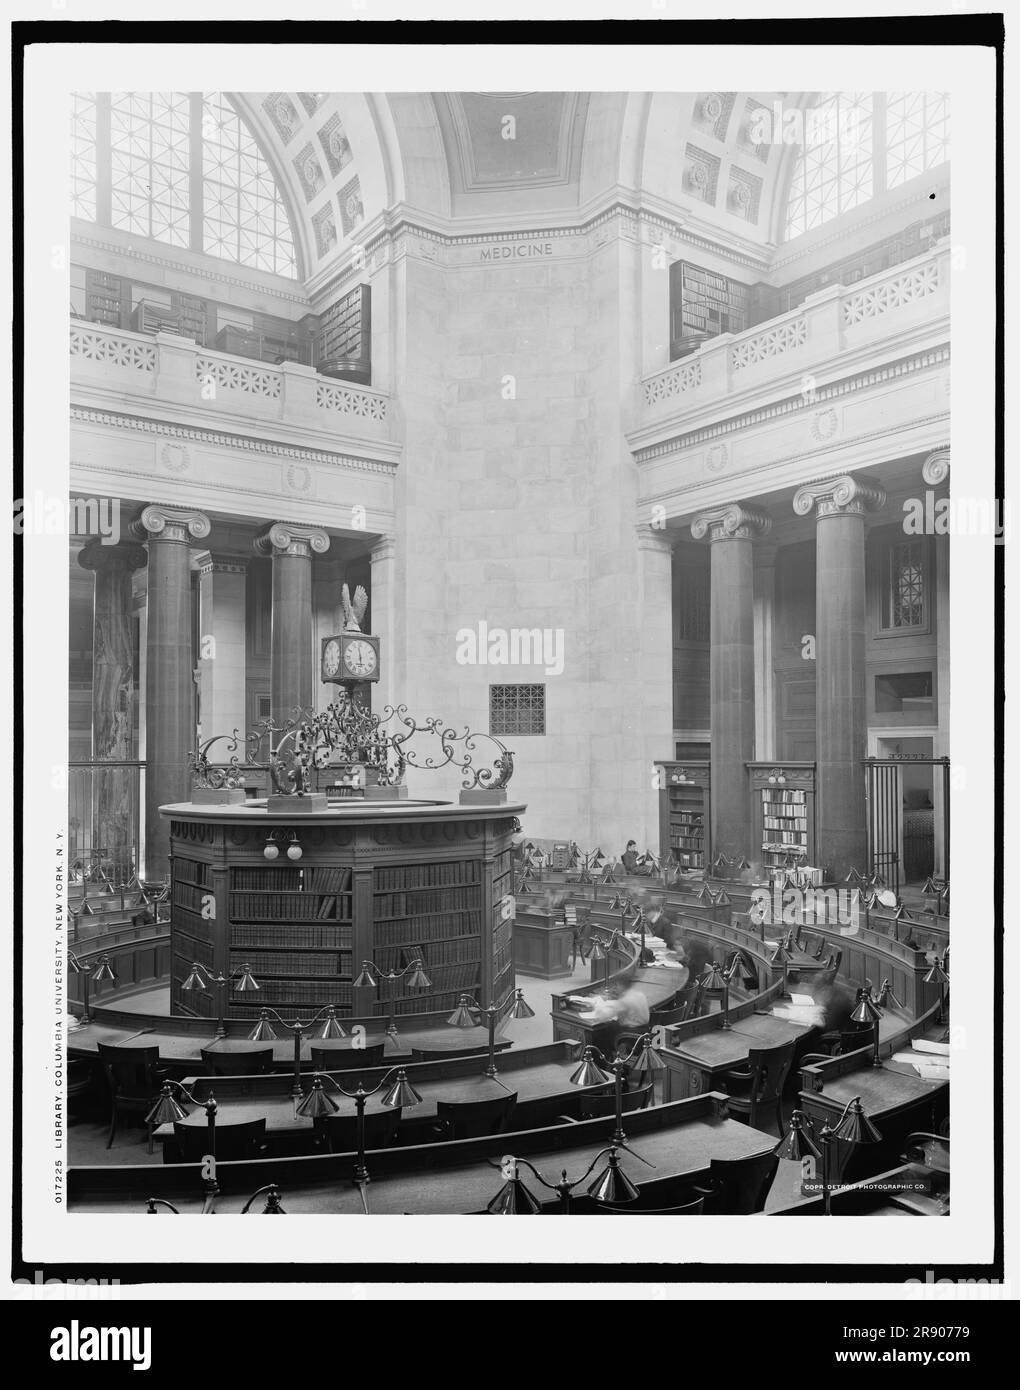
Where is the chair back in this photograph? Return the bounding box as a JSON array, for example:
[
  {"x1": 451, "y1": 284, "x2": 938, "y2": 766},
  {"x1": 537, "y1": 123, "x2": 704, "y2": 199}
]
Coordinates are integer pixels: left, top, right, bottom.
[
  {"x1": 839, "y1": 1025, "x2": 876, "y2": 1056},
  {"x1": 436, "y1": 1091, "x2": 518, "y2": 1140},
  {"x1": 200, "y1": 1047, "x2": 273, "y2": 1077},
  {"x1": 313, "y1": 1107, "x2": 402, "y2": 1154},
  {"x1": 171, "y1": 1116, "x2": 266, "y2": 1163},
  {"x1": 701, "y1": 1152, "x2": 779, "y2": 1214},
  {"x1": 745, "y1": 1041, "x2": 796, "y2": 1108},
  {"x1": 97, "y1": 1043, "x2": 162, "y2": 1100},
  {"x1": 311, "y1": 1042, "x2": 387, "y2": 1071},
  {"x1": 578, "y1": 1081, "x2": 654, "y2": 1121}
]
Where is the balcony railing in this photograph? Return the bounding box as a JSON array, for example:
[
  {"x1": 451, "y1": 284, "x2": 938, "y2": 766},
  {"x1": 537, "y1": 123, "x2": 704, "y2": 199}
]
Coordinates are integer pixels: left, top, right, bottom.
[
  {"x1": 640, "y1": 241, "x2": 949, "y2": 419},
  {"x1": 70, "y1": 319, "x2": 391, "y2": 438}
]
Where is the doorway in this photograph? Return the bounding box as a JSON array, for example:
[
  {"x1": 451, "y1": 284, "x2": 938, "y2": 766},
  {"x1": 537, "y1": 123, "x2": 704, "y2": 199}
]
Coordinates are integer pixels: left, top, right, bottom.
[{"x1": 866, "y1": 736, "x2": 945, "y2": 890}]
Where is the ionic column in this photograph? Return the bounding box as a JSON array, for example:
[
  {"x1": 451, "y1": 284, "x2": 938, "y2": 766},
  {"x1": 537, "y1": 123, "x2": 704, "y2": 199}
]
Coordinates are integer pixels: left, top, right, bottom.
[
  {"x1": 78, "y1": 539, "x2": 147, "y2": 878},
  {"x1": 130, "y1": 505, "x2": 211, "y2": 877},
  {"x1": 793, "y1": 476, "x2": 886, "y2": 879},
  {"x1": 691, "y1": 503, "x2": 772, "y2": 863},
  {"x1": 253, "y1": 522, "x2": 330, "y2": 726}
]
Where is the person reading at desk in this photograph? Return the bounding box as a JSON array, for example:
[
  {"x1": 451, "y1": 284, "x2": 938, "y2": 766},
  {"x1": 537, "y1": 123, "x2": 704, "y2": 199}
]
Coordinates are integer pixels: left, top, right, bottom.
[{"x1": 621, "y1": 840, "x2": 653, "y2": 876}]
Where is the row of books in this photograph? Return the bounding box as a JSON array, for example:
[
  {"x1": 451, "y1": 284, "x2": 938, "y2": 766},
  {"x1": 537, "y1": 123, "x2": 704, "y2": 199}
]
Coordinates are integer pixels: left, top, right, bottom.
[
  {"x1": 172, "y1": 906, "x2": 214, "y2": 940},
  {"x1": 426, "y1": 962, "x2": 483, "y2": 990},
  {"x1": 392, "y1": 990, "x2": 464, "y2": 1017},
  {"x1": 764, "y1": 816, "x2": 809, "y2": 831},
  {"x1": 670, "y1": 832, "x2": 705, "y2": 847},
  {"x1": 174, "y1": 858, "x2": 212, "y2": 888},
  {"x1": 373, "y1": 861, "x2": 481, "y2": 892},
  {"x1": 373, "y1": 887, "x2": 482, "y2": 917},
  {"x1": 672, "y1": 852, "x2": 705, "y2": 867},
  {"x1": 228, "y1": 892, "x2": 351, "y2": 922},
  {"x1": 374, "y1": 915, "x2": 480, "y2": 947},
  {"x1": 763, "y1": 842, "x2": 809, "y2": 856},
  {"x1": 230, "y1": 867, "x2": 302, "y2": 892},
  {"x1": 231, "y1": 978, "x2": 353, "y2": 1006},
  {"x1": 763, "y1": 831, "x2": 808, "y2": 846},
  {"x1": 173, "y1": 881, "x2": 210, "y2": 914},
  {"x1": 230, "y1": 923, "x2": 352, "y2": 950},
  {"x1": 229, "y1": 950, "x2": 348, "y2": 978},
  {"x1": 764, "y1": 788, "x2": 807, "y2": 804},
  {"x1": 671, "y1": 811, "x2": 704, "y2": 824},
  {"x1": 494, "y1": 944, "x2": 513, "y2": 977}
]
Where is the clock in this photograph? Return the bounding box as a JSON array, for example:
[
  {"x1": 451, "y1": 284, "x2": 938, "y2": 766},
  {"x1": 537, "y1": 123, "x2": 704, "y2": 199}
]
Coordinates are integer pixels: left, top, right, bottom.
[{"x1": 321, "y1": 632, "x2": 381, "y2": 684}]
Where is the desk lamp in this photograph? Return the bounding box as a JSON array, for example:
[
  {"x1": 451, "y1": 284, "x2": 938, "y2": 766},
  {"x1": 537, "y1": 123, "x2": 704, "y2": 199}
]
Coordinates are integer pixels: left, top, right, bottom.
[
  {"x1": 569, "y1": 1035, "x2": 664, "y2": 1151},
  {"x1": 181, "y1": 961, "x2": 261, "y2": 1038},
  {"x1": 486, "y1": 1145, "x2": 642, "y2": 1214},
  {"x1": 923, "y1": 956, "x2": 950, "y2": 1024},
  {"x1": 295, "y1": 1068, "x2": 422, "y2": 1201},
  {"x1": 698, "y1": 961, "x2": 731, "y2": 1029},
  {"x1": 849, "y1": 986, "x2": 885, "y2": 1067},
  {"x1": 817, "y1": 1096, "x2": 883, "y2": 1215},
  {"x1": 445, "y1": 989, "x2": 535, "y2": 1081},
  {"x1": 354, "y1": 957, "x2": 431, "y2": 1044}
]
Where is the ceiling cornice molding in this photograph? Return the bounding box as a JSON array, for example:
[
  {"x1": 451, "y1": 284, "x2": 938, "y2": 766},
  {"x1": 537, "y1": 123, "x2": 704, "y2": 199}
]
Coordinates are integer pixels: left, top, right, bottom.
[{"x1": 70, "y1": 405, "x2": 401, "y2": 475}]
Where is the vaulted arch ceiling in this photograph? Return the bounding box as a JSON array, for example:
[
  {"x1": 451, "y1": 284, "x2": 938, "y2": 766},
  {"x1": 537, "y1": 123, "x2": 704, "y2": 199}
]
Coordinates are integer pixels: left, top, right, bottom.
[{"x1": 239, "y1": 90, "x2": 944, "y2": 285}]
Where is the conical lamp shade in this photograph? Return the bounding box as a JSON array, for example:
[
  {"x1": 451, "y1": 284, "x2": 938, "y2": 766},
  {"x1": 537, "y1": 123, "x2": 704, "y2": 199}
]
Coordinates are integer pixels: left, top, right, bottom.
[
  {"x1": 145, "y1": 1085, "x2": 189, "y2": 1127},
  {"x1": 234, "y1": 964, "x2": 260, "y2": 992},
  {"x1": 318, "y1": 1009, "x2": 347, "y2": 1040},
  {"x1": 93, "y1": 956, "x2": 117, "y2": 984},
  {"x1": 923, "y1": 958, "x2": 950, "y2": 986},
  {"x1": 771, "y1": 943, "x2": 792, "y2": 966},
  {"x1": 447, "y1": 998, "x2": 479, "y2": 1028},
  {"x1": 873, "y1": 981, "x2": 902, "y2": 1010},
  {"x1": 248, "y1": 1011, "x2": 278, "y2": 1042},
  {"x1": 509, "y1": 990, "x2": 535, "y2": 1020},
  {"x1": 407, "y1": 964, "x2": 432, "y2": 991},
  {"x1": 382, "y1": 1070, "x2": 422, "y2": 1108},
  {"x1": 486, "y1": 1176, "x2": 542, "y2": 1215},
  {"x1": 294, "y1": 1076, "x2": 340, "y2": 1118},
  {"x1": 353, "y1": 962, "x2": 379, "y2": 989},
  {"x1": 587, "y1": 938, "x2": 607, "y2": 962},
  {"x1": 587, "y1": 1150, "x2": 640, "y2": 1204},
  {"x1": 832, "y1": 1098, "x2": 882, "y2": 1145},
  {"x1": 570, "y1": 1049, "x2": 612, "y2": 1088},
  {"x1": 774, "y1": 1114, "x2": 820, "y2": 1162},
  {"x1": 633, "y1": 1039, "x2": 666, "y2": 1074},
  {"x1": 850, "y1": 995, "x2": 883, "y2": 1025},
  {"x1": 699, "y1": 962, "x2": 727, "y2": 991}
]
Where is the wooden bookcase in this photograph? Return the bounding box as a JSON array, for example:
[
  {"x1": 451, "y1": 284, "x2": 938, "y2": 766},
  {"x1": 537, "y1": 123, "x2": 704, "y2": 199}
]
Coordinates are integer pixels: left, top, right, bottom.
[
  {"x1": 167, "y1": 804, "x2": 519, "y2": 1024},
  {"x1": 315, "y1": 283, "x2": 371, "y2": 384},
  {"x1": 655, "y1": 761, "x2": 711, "y2": 871},
  {"x1": 669, "y1": 261, "x2": 753, "y2": 359},
  {"x1": 747, "y1": 762, "x2": 816, "y2": 872}
]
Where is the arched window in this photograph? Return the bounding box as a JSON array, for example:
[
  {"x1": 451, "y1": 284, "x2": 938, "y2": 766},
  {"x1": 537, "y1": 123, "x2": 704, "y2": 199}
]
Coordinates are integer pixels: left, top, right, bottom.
[
  {"x1": 784, "y1": 92, "x2": 949, "y2": 241},
  {"x1": 70, "y1": 92, "x2": 297, "y2": 277}
]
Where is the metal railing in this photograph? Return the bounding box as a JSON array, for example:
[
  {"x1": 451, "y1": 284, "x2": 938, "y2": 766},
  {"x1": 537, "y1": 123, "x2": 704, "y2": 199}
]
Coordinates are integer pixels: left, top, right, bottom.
[{"x1": 68, "y1": 759, "x2": 145, "y2": 889}]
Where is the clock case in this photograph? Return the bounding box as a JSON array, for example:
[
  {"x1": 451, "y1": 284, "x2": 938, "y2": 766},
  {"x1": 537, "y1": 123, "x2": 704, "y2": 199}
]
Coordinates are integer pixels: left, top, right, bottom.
[{"x1": 321, "y1": 632, "x2": 381, "y2": 684}]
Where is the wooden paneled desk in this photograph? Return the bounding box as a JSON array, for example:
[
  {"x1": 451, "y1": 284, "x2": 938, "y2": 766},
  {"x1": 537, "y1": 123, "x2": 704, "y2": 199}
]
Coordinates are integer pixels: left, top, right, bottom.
[
  {"x1": 155, "y1": 1059, "x2": 599, "y2": 1153},
  {"x1": 660, "y1": 1013, "x2": 811, "y2": 1102},
  {"x1": 69, "y1": 1021, "x2": 502, "y2": 1069},
  {"x1": 70, "y1": 1093, "x2": 775, "y2": 1214}
]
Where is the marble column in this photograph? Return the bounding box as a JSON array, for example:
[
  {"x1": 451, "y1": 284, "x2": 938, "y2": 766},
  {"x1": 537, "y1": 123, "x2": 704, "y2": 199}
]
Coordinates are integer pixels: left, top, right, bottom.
[
  {"x1": 253, "y1": 522, "x2": 330, "y2": 727},
  {"x1": 753, "y1": 544, "x2": 778, "y2": 762},
  {"x1": 369, "y1": 536, "x2": 397, "y2": 715},
  {"x1": 923, "y1": 448, "x2": 950, "y2": 880},
  {"x1": 634, "y1": 527, "x2": 676, "y2": 851},
  {"x1": 197, "y1": 555, "x2": 248, "y2": 742},
  {"x1": 77, "y1": 539, "x2": 147, "y2": 879},
  {"x1": 793, "y1": 476, "x2": 885, "y2": 879},
  {"x1": 130, "y1": 505, "x2": 211, "y2": 878},
  {"x1": 691, "y1": 503, "x2": 772, "y2": 864}
]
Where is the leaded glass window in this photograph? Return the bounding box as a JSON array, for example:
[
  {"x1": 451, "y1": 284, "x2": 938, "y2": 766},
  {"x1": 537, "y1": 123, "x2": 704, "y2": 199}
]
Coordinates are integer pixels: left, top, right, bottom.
[
  {"x1": 885, "y1": 540, "x2": 927, "y2": 630},
  {"x1": 886, "y1": 91, "x2": 950, "y2": 189},
  {"x1": 110, "y1": 92, "x2": 191, "y2": 246},
  {"x1": 202, "y1": 92, "x2": 296, "y2": 276},
  {"x1": 70, "y1": 92, "x2": 98, "y2": 222}
]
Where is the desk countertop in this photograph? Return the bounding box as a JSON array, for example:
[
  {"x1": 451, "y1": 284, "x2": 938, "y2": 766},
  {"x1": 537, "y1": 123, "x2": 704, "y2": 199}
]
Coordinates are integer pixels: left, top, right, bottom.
[
  {"x1": 664, "y1": 1013, "x2": 808, "y2": 1069},
  {"x1": 813, "y1": 1064, "x2": 947, "y2": 1120},
  {"x1": 157, "y1": 1060, "x2": 593, "y2": 1136},
  {"x1": 86, "y1": 1114, "x2": 774, "y2": 1215}
]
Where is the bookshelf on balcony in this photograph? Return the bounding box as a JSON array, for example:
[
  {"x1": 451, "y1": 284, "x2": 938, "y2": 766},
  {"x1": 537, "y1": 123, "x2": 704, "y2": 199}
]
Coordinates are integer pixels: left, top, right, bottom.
[{"x1": 747, "y1": 762, "x2": 816, "y2": 873}]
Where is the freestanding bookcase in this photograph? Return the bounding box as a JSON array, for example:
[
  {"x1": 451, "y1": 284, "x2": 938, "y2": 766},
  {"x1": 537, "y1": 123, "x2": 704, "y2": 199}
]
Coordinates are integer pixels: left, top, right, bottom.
[
  {"x1": 654, "y1": 761, "x2": 711, "y2": 872},
  {"x1": 164, "y1": 798, "x2": 523, "y2": 1025}
]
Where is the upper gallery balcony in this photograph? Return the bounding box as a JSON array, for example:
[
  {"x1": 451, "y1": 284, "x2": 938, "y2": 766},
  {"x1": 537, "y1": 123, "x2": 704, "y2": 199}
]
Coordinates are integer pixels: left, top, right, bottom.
[
  {"x1": 69, "y1": 278, "x2": 393, "y2": 451},
  {"x1": 634, "y1": 240, "x2": 950, "y2": 443}
]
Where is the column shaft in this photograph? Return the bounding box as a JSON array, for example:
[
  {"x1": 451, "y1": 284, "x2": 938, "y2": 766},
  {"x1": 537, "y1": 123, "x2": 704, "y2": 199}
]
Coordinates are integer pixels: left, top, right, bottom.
[
  {"x1": 131, "y1": 507, "x2": 210, "y2": 877},
  {"x1": 254, "y1": 523, "x2": 330, "y2": 728}
]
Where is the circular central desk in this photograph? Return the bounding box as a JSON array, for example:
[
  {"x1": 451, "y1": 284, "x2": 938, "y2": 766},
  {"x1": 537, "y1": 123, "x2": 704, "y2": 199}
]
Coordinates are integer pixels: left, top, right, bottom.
[{"x1": 161, "y1": 796, "x2": 526, "y2": 1029}]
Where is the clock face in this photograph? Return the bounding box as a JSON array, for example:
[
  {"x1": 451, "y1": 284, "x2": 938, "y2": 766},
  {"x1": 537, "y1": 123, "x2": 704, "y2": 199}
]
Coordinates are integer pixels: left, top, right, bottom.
[
  {"x1": 322, "y1": 639, "x2": 341, "y2": 678},
  {"x1": 343, "y1": 639, "x2": 378, "y2": 678}
]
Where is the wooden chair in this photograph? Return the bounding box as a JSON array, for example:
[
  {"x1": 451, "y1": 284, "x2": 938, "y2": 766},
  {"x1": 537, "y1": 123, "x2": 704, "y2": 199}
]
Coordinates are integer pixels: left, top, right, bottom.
[
  {"x1": 435, "y1": 1091, "x2": 518, "y2": 1140},
  {"x1": 97, "y1": 1043, "x2": 166, "y2": 1151},
  {"x1": 310, "y1": 1042, "x2": 387, "y2": 1071},
  {"x1": 170, "y1": 1116, "x2": 267, "y2": 1163},
  {"x1": 67, "y1": 1058, "x2": 97, "y2": 1121},
  {"x1": 720, "y1": 1040, "x2": 796, "y2": 1137},
  {"x1": 901, "y1": 1131, "x2": 950, "y2": 1173},
  {"x1": 578, "y1": 1081, "x2": 654, "y2": 1121},
  {"x1": 200, "y1": 1047, "x2": 274, "y2": 1077},
  {"x1": 313, "y1": 1107, "x2": 402, "y2": 1154},
  {"x1": 693, "y1": 1152, "x2": 780, "y2": 1214}
]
